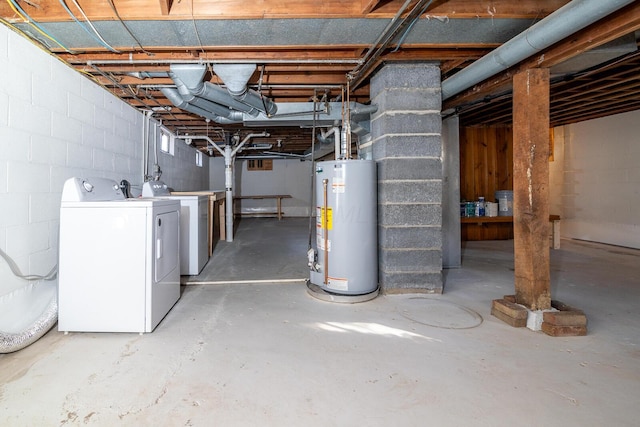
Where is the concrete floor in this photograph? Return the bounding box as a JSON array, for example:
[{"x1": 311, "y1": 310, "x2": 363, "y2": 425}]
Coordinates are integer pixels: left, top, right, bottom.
[{"x1": 1, "y1": 218, "x2": 639, "y2": 426}]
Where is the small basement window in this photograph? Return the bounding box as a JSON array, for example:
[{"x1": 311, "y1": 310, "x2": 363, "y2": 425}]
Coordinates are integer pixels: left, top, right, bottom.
[
  {"x1": 247, "y1": 159, "x2": 273, "y2": 171},
  {"x1": 196, "y1": 151, "x2": 203, "y2": 167},
  {"x1": 160, "y1": 128, "x2": 174, "y2": 155}
]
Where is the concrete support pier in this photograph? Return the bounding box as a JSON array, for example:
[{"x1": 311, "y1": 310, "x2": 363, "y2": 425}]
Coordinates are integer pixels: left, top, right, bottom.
[{"x1": 370, "y1": 63, "x2": 443, "y2": 293}]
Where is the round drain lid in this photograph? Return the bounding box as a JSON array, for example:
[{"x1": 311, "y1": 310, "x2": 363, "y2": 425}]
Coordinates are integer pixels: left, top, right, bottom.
[{"x1": 400, "y1": 297, "x2": 483, "y2": 329}]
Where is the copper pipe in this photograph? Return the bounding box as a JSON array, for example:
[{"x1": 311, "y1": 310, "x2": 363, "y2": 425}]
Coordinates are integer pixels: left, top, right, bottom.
[{"x1": 322, "y1": 178, "x2": 329, "y2": 285}]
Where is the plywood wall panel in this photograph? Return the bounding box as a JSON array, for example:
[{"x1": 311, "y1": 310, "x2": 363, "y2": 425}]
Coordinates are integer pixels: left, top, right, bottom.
[{"x1": 460, "y1": 125, "x2": 514, "y2": 240}]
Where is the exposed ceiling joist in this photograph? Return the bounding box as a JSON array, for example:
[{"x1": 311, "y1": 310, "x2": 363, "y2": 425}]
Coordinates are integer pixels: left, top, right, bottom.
[{"x1": 2, "y1": 0, "x2": 637, "y2": 155}]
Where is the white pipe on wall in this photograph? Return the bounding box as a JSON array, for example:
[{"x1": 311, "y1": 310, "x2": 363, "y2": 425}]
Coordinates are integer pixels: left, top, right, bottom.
[{"x1": 178, "y1": 133, "x2": 268, "y2": 242}]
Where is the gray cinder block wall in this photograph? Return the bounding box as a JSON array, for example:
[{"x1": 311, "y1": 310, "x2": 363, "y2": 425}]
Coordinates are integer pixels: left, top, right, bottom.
[{"x1": 370, "y1": 63, "x2": 443, "y2": 293}]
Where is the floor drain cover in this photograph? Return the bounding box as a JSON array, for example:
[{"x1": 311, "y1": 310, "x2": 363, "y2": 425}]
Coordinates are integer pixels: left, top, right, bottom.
[{"x1": 400, "y1": 297, "x2": 483, "y2": 329}]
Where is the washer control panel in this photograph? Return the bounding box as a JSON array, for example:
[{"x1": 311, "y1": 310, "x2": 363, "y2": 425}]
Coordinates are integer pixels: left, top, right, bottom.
[{"x1": 61, "y1": 177, "x2": 125, "y2": 202}]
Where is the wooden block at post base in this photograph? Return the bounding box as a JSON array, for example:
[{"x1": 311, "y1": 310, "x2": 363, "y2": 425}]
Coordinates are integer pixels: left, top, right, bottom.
[
  {"x1": 491, "y1": 299, "x2": 528, "y2": 327},
  {"x1": 551, "y1": 300, "x2": 584, "y2": 314},
  {"x1": 541, "y1": 323, "x2": 587, "y2": 337},
  {"x1": 542, "y1": 299, "x2": 588, "y2": 337},
  {"x1": 543, "y1": 311, "x2": 587, "y2": 327}
]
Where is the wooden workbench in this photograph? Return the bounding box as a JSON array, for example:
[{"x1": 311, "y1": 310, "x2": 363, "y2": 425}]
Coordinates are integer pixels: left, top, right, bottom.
[
  {"x1": 233, "y1": 195, "x2": 292, "y2": 220},
  {"x1": 171, "y1": 191, "x2": 226, "y2": 255},
  {"x1": 461, "y1": 214, "x2": 561, "y2": 249}
]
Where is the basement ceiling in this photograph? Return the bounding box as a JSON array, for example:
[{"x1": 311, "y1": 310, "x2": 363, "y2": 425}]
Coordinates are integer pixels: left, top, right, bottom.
[{"x1": 1, "y1": 1, "x2": 639, "y2": 156}]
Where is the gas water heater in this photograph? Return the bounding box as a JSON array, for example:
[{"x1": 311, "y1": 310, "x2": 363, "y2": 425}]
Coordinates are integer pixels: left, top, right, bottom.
[{"x1": 309, "y1": 159, "x2": 378, "y2": 295}]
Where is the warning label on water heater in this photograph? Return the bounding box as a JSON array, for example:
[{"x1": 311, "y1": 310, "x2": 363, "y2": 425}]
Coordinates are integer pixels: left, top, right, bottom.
[
  {"x1": 327, "y1": 276, "x2": 348, "y2": 291},
  {"x1": 317, "y1": 207, "x2": 333, "y2": 230},
  {"x1": 316, "y1": 235, "x2": 331, "y2": 251},
  {"x1": 332, "y1": 177, "x2": 345, "y2": 193}
]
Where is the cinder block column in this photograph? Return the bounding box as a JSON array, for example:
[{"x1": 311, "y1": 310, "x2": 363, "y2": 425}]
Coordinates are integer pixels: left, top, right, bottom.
[{"x1": 370, "y1": 63, "x2": 443, "y2": 293}]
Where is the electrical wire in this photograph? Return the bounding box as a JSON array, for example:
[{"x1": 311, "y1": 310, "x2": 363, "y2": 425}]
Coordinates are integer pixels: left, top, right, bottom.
[
  {"x1": 105, "y1": 0, "x2": 153, "y2": 55},
  {"x1": 59, "y1": 0, "x2": 120, "y2": 53},
  {"x1": 0, "y1": 248, "x2": 57, "y2": 281},
  {"x1": 191, "y1": 0, "x2": 206, "y2": 55},
  {"x1": 6, "y1": 0, "x2": 75, "y2": 53},
  {"x1": 391, "y1": 0, "x2": 433, "y2": 52}
]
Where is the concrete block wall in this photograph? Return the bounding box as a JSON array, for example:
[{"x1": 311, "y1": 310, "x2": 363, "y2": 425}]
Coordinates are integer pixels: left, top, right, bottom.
[
  {"x1": 550, "y1": 110, "x2": 640, "y2": 249},
  {"x1": 370, "y1": 63, "x2": 443, "y2": 293},
  {"x1": 209, "y1": 157, "x2": 312, "y2": 217},
  {"x1": 0, "y1": 25, "x2": 207, "y2": 297},
  {"x1": 140, "y1": 128, "x2": 209, "y2": 195}
]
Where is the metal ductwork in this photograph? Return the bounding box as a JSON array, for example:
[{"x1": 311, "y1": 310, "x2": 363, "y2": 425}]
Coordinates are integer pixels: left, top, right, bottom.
[
  {"x1": 170, "y1": 64, "x2": 262, "y2": 117},
  {"x1": 163, "y1": 63, "x2": 377, "y2": 135},
  {"x1": 160, "y1": 87, "x2": 241, "y2": 125},
  {"x1": 166, "y1": 63, "x2": 278, "y2": 121},
  {"x1": 213, "y1": 64, "x2": 278, "y2": 116},
  {"x1": 441, "y1": 0, "x2": 636, "y2": 100}
]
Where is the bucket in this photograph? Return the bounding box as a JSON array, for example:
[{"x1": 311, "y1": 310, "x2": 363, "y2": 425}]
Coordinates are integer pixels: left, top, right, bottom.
[{"x1": 494, "y1": 190, "x2": 513, "y2": 216}]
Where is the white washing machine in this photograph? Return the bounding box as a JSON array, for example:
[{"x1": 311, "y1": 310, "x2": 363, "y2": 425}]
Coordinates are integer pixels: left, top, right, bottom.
[
  {"x1": 142, "y1": 181, "x2": 209, "y2": 275},
  {"x1": 58, "y1": 177, "x2": 181, "y2": 333}
]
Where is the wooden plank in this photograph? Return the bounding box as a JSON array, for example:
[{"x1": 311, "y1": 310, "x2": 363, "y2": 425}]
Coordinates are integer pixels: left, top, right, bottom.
[
  {"x1": 541, "y1": 323, "x2": 587, "y2": 337},
  {"x1": 543, "y1": 311, "x2": 587, "y2": 327},
  {"x1": 512, "y1": 68, "x2": 551, "y2": 311},
  {"x1": 491, "y1": 299, "x2": 527, "y2": 327},
  {"x1": 0, "y1": 0, "x2": 567, "y2": 20},
  {"x1": 461, "y1": 215, "x2": 560, "y2": 244}
]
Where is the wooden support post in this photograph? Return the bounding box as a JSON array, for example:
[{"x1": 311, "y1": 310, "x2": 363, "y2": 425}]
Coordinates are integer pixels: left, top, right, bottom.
[{"x1": 512, "y1": 68, "x2": 551, "y2": 311}]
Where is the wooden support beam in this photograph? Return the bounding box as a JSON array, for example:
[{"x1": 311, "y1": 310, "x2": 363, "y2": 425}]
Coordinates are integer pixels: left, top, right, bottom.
[
  {"x1": 361, "y1": 0, "x2": 382, "y2": 14},
  {"x1": 512, "y1": 68, "x2": 551, "y2": 311},
  {"x1": 159, "y1": 0, "x2": 174, "y2": 15}
]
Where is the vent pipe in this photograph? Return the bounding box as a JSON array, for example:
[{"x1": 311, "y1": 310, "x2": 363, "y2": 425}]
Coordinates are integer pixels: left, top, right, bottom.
[
  {"x1": 160, "y1": 88, "x2": 241, "y2": 124},
  {"x1": 213, "y1": 64, "x2": 278, "y2": 116},
  {"x1": 441, "y1": 0, "x2": 636, "y2": 100}
]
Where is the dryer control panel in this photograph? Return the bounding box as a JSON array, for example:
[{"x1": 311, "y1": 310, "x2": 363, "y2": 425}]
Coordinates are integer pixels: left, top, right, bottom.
[{"x1": 142, "y1": 181, "x2": 171, "y2": 197}]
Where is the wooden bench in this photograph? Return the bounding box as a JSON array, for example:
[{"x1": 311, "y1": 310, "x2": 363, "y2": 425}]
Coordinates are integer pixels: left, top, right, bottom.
[
  {"x1": 233, "y1": 195, "x2": 292, "y2": 220},
  {"x1": 461, "y1": 215, "x2": 561, "y2": 249}
]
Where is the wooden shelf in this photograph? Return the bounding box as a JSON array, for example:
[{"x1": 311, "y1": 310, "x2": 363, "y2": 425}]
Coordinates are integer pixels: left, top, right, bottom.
[{"x1": 461, "y1": 215, "x2": 561, "y2": 248}]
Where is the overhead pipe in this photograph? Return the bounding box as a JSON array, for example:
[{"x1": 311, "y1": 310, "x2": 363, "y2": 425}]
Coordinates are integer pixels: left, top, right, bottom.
[
  {"x1": 178, "y1": 133, "x2": 269, "y2": 242},
  {"x1": 441, "y1": 0, "x2": 636, "y2": 101}
]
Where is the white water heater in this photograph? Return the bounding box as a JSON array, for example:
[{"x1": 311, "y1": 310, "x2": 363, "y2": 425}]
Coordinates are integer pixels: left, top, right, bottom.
[{"x1": 309, "y1": 159, "x2": 378, "y2": 295}]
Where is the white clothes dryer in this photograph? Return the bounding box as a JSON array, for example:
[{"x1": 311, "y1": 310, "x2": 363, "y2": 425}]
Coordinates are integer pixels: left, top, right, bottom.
[
  {"x1": 142, "y1": 181, "x2": 209, "y2": 275},
  {"x1": 58, "y1": 177, "x2": 181, "y2": 333}
]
